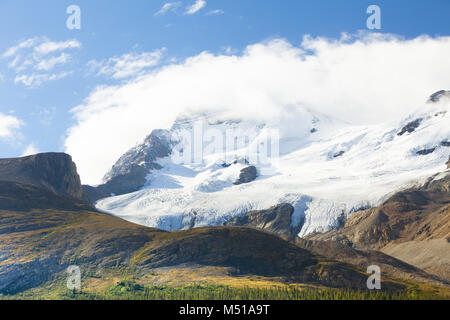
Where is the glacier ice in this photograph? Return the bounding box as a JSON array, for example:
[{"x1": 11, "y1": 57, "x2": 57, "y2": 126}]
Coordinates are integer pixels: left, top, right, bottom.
[{"x1": 96, "y1": 99, "x2": 450, "y2": 237}]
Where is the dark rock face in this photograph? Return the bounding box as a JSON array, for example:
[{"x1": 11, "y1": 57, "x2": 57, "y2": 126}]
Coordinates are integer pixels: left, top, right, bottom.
[
  {"x1": 96, "y1": 164, "x2": 149, "y2": 197},
  {"x1": 82, "y1": 184, "x2": 110, "y2": 203},
  {"x1": 0, "y1": 181, "x2": 92, "y2": 212},
  {"x1": 441, "y1": 141, "x2": 450, "y2": 147},
  {"x1": 225, "y1": 203, "x2": 300, "y2": 239},
  {"x1": 428, "y1": 90, "x2": 450, "y2": 103},
  {"x1": 87, "y1": 130, "x2": 173, "y2": 199},
  {"x1": 103, "y1": 130, "x2": 172, "y2": 183},
  {"x1": 0, "y1": 153, "x2": 84, "y2": 200},
  {"x1": 333, "y1": 151, "x2": 345, "y2": 158},
  {"x1": 397, "y1": 118, "x2": 423, "y2": 136},
  {"x1": 234, "y1": 166, "x2": 258, "y2": 185},
  {"x1": 446, "y1": 156, "x2": 450, "y2": 169},
  {"x1": 222, "y1": 158, "x2": 249, "y2": 168},
  {"x1": 416, "y1": 148, "x2": 436, "y2": 156}
]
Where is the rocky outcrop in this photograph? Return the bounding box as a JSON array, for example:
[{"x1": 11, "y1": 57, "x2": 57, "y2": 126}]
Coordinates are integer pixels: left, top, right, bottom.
[
  {"x1": 225, "y1": 203, "x2": 299, "y2": 239},
  {"x1": 0, "y1": 153, "x2": 85, "y2": 201},
  {"x1": 398, "y1": 118, "x2": 423, "y2": 136},
  {"x1": 103, "y1": 130, "x2": 172, "y2": 183},
  {"x1": 222, "y1": 158, "x2": 249, "y2": 168},
  {"x1": 85, "y1": 130, "x2": 173, "y2": 199},
  {"x1": 234, "y1": 166, "x2": 258, "y2": 185},
  {"x1": 428, "y1": 90, "x2": 450, "y2": 103},
  {"x1": 96, "y1": 164, "x2": 149, "y2": 197},
  {"x1": 82, "y1": 184, "x2": 110, "y2": 203},
  {"x1": 333, "y1": 151, "x2": 345, "y2": 158},
  {"x1": 416, "y1": 148, "x2": 436, "y2": 155}
]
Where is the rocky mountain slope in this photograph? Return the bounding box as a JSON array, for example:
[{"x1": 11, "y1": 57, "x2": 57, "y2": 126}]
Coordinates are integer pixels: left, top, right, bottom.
[
  {"x1": 84, "y1": 130, "x2": 173, "y2": 201},
  {"x1": 225, "y1": 203, "x2": 299, "y2": 239},
  {"x1": 0, "y1": 153, "x2": 85, "y2": 201},
  {"x1": 305, "y1": 171, "x2": 450, "y2": 281}
]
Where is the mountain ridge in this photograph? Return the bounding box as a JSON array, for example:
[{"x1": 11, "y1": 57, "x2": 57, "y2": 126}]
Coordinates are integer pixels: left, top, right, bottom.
[{"x1": 0, "y1": 153, "x2": 86, "y2": 201}]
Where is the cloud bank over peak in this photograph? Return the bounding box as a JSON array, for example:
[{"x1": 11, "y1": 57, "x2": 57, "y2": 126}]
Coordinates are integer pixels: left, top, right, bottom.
[{"x1": 65, "y1": 33, "x2": 450, "y2": 184}]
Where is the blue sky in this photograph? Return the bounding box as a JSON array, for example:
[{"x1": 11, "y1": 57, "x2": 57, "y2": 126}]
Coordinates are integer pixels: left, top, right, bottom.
[{"x1": 0, "y1": 0, "x2": 449, "y2": 173}]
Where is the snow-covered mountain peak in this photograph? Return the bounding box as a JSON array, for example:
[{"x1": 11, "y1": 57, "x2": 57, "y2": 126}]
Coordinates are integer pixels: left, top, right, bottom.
[
  {"x1": 102, "y1": 129, "x2": 173, "y2": 184},
  {"x1": 95, "y1": 93, "x2": 449, "y2": 237}
]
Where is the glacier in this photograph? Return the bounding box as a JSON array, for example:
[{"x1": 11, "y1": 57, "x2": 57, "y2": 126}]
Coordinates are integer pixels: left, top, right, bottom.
[{"x1": 96, "y1": 95, "x2": 450, "y2": 237}]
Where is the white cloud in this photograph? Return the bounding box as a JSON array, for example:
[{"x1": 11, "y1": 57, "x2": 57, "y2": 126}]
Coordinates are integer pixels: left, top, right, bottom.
[
  {"x1": 65, "y1": 33, "x2": 450, "y2": 184},
  {"x1": 11, "y1": 58, "x2": 33, "y2": 72},
  {"x1": 87, "y1": 49, "x2": 166, "y2": 79},
  {"x1": 36, "y1": 53, "x2": 70, "y2": 71},
  {"x1": 154, "y1": 2, "x2": 181, "y2": 16},
  {"x1": 33, "y1": 39, "x2": 81, "y2": 55},
  {"x1": 2, "y1": 38, "x2": 37, "y2": 58},
  {"x1": 2, "y1": 37, "x2": 81, "y2": 87},
  {"x1": 14, "y1": 71, "x2": 72, "y2": 87},
  {"x1": 0, "y1": 112, "x2": 23, "y2": 139},
  {"x1": 206, "y1": 9, "x2": 224, "y2": 16},
  {"x1": 186, "y1": 0, "x2": 206, "y2": 14},
  {"x1": 21, "y1": 144, "x2": 39, "y2": 157}
]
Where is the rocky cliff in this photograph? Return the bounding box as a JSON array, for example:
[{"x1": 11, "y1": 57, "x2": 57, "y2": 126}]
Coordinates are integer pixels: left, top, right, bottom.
[
  {"x1": 84, "y1": 130, "x2": 173, "y2": 201},
  {"x1": 0, "y1": 153, "x2": 85, "y2": 201}
]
